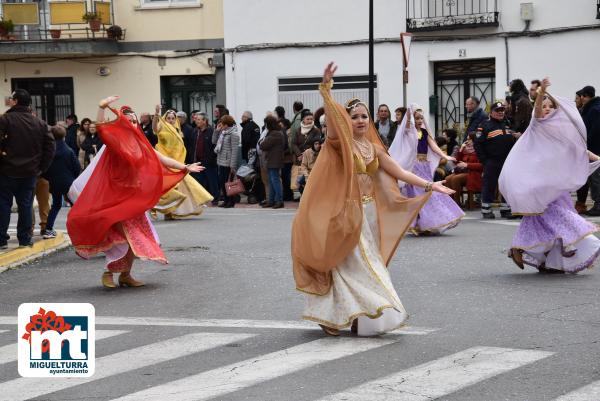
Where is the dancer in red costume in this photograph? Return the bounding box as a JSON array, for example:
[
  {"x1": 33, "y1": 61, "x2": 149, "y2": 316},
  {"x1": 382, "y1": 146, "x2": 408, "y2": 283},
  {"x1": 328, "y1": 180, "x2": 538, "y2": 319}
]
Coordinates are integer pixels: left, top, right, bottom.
[{"x1": 67, "y1": 96, "x2": 204, "y2": 288}]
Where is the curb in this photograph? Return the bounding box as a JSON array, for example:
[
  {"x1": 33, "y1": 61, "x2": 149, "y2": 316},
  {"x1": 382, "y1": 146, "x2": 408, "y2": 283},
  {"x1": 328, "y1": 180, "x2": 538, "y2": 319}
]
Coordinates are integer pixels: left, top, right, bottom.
[{"x1": 0, "y1": 232, "x2": 71, "y2": 273}]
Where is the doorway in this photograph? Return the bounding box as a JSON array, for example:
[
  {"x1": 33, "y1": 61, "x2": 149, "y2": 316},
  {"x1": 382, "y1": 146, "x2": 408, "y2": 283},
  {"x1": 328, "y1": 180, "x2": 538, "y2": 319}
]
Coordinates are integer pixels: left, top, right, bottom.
[
  {"x1": 433, "y1": 59, "x2": 495, "y2": 135},
  {"x1": 161, "y1": 75, "x2": 216, "y2": 119},
  {"x1": 11, "y1": 77, "x2": 74, "y2": 125}
]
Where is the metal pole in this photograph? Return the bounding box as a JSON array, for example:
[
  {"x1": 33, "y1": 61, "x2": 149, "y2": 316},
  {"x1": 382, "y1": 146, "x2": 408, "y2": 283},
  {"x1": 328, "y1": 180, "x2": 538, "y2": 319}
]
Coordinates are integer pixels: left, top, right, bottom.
[
  {"x1": 402, "y1": 58, "x2": 407, "y2": 107},
  {"x1": 368, "y1": 0, "x2": 375, "y2": 118}
]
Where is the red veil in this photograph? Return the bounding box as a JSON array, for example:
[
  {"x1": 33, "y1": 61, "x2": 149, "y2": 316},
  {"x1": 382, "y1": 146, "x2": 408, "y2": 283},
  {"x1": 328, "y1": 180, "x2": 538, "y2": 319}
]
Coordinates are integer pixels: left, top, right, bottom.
[{"x1": 67, "y1": 108, "x2": 185, "y2": 248}]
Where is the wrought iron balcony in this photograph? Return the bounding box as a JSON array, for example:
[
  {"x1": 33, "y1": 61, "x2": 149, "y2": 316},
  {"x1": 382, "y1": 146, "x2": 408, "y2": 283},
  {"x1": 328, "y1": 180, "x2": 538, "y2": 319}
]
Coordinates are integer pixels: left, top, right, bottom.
[
  {"x1": 0, "y1": 1, "x2": 121, "y2": 56},
  {"x1": 0, "y1": 1, "x2": 121, "y2": 41},
  {"x1": 406, "y1": 0, "x2": 499, "y2": 32}
]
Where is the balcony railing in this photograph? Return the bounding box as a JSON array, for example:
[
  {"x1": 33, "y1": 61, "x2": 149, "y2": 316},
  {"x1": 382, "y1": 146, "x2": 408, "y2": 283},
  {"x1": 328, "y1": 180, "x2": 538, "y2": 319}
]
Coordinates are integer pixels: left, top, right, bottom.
[
  {"x1": 0, "y1": 0, "x2": 119, "y2": 41},
  {"x1": 406, "y1": 0, "x2": 499, "y2": 32}
]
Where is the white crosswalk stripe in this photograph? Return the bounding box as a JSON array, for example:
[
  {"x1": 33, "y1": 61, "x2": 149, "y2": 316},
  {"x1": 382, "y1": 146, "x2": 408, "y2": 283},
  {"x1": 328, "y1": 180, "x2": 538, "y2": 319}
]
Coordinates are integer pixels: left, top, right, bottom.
[
  {"x1": 111, "y1": 337, "x2": 399, "y2": 401},
  {"x1": 0, "y1": 316, "x2": 438, "y2": 335},
  {"x1": 316, "y1": 346, "x2": 553, "y2": 401},
  {"x1": 0, "y1": 329, "x2": 129, "y2": 366},
  {"x1": 553, "y1": 380, "x2": 600, "y2": 401},
  {"x1": 0, "y1": 332, "x2": 255, "y2": 401},
  {"x1": 0, "y1": 317, "x2": 575, "y2": 400}
]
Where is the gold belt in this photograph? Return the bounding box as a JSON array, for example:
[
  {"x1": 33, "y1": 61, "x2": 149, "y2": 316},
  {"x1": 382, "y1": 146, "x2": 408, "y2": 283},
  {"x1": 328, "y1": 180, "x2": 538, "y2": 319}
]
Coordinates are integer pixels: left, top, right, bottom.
[
  {"x1": 416, "y1": 153, "x2": 428, "y2": 161},
  {"x1": 361, "y1": 194, "x2": 374, "y2": 204}
]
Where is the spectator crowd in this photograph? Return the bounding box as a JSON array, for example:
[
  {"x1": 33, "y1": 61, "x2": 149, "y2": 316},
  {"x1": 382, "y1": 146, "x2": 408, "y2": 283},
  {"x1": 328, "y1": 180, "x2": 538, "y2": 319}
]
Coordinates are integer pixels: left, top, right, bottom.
[{"x1": 0, "y1": 77, "x2": 598, "y2": 248}]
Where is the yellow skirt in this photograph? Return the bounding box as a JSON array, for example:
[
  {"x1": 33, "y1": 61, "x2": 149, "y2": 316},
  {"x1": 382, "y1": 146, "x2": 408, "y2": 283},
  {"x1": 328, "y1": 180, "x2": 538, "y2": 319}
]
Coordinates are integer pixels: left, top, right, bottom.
[{"x1": 153, "y1": 175, "x2": 213, "y2": 218}]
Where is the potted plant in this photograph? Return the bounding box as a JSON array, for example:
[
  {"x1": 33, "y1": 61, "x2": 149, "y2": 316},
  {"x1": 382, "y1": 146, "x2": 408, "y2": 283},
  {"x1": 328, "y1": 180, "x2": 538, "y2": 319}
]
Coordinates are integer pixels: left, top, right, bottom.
[
  {"x1": 82, "y1": 12, "x2": 102, "y2": 32},
  {"x1": 106, "y1": 25, "x2": 123, "y2": 40},
  {"x1": 49, "y1": 29, "x2": 61, "y2": 39},
  {"x1": 0, "y1": 19, "x2": 14, "y2": 39}
]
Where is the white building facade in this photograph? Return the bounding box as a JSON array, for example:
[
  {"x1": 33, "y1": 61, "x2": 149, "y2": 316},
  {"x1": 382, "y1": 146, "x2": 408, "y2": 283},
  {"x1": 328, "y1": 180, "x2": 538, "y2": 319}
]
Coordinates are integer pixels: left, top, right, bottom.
[{"x1": 224, "y1": 0, "x2": 600, "y2": 134}]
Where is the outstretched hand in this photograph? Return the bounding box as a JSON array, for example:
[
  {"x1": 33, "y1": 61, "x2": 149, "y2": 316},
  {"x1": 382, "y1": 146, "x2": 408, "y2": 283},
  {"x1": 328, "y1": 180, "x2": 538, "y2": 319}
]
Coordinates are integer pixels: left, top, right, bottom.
[
  {"x1": 541, "y1": 77, "x2": 551, "y2": 91},
  {"x1": 185, "y1": 162, "x2": 205, "y2": 173},
  {"x1": 432, "y1": 181, "x2": 455, "y2": 195},
  {"x1": 322, "y1": 62, "x2": 338, "y2": 85},
  {"x1": 99, "y1": 95, "x2": 120, "y2": 108}
]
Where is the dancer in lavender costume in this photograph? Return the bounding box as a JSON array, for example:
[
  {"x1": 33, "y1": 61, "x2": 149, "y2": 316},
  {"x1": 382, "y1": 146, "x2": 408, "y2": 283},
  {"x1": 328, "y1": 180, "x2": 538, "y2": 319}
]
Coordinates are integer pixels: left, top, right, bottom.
[
  {"x1": 499, "y1": 78, "x2": 600, "y2": 273},
  {"x1": 389, "y1": 106, "x2": 465, "y2": 234}
]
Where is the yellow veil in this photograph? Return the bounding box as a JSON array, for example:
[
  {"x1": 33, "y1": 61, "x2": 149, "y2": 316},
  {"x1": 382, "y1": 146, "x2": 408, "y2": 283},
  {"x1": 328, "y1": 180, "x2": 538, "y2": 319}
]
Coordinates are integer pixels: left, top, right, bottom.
[{"x1": 156, "y1": 110, "x2": 186, "y2": 164}]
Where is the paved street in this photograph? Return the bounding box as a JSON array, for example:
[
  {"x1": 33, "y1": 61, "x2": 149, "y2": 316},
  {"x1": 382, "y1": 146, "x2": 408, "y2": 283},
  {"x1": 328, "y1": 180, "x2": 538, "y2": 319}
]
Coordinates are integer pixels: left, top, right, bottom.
[{"x1": 0, "y1": 207, "x2": 599, "y2": 400}]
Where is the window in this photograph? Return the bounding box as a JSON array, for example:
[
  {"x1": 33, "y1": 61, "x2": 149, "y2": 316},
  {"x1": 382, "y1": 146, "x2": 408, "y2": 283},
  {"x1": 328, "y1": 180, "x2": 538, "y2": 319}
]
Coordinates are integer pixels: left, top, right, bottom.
[{"x1": 140, "y1": 0, "x2": 201, "y2": 8}]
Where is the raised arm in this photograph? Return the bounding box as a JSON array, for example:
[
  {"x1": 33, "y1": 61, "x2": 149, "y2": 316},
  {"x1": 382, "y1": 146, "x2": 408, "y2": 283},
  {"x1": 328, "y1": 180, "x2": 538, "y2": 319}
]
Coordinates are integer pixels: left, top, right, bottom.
[
  {"x1": 97, "y1": 95, "x2": 120, "y2": 122},
  {"x1": 152, "y1": 104, "x2": 162, "y2": 134},
  {"x1": 534, "y1": 77, "x2": 551, "y2": 118},
  {"x1": 318, "y1": 62, "x2": 338, "y2": 141},
  {"x1": 376, "y1": 148, "x2": 454, "y2": 195}
]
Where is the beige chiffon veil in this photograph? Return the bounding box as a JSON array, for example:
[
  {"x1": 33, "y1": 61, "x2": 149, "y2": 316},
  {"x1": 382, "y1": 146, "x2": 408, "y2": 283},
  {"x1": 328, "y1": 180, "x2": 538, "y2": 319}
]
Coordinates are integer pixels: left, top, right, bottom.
[{"x1": 291, "y1": 82, "x2": 430, "y2": 295}]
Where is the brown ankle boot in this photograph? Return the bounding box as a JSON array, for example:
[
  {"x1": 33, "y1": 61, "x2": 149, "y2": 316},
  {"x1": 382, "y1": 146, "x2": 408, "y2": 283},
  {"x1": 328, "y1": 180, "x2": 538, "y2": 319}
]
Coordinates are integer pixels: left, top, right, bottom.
[
  {"x1": 118, "y1": 272, "x2": 144, "y2": 287},
  {"x1": 101, "y1": 271, "x2": 117, "y2": 288}
]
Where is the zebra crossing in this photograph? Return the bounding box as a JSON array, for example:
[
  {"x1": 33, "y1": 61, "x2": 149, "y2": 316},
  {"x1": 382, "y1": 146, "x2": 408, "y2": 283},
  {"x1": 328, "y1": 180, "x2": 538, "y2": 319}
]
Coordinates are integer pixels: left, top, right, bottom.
[{"x1": 0, "y1": 317, "x2": 596, "y2": 400}]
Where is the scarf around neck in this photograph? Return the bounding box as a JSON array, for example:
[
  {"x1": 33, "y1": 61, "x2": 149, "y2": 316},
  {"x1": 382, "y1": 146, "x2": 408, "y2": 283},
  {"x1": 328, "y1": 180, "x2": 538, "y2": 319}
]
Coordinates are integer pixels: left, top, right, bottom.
[{"x1": 301, "y1": 122, "x2": 314, "y2": 135}]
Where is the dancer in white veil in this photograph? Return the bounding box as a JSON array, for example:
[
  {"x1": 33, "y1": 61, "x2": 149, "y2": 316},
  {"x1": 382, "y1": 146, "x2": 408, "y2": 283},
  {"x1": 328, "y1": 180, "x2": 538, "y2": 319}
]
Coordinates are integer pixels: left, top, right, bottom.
[{"x1": 389, "y1": 105, "x2": 464, "y2": 234}]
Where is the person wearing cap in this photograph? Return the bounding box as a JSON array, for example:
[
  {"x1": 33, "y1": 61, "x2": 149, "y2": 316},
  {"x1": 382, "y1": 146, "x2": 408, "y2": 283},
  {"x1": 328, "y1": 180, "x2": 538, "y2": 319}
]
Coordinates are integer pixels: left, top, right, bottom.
[
  {"x1": 474, "y1": 101, "x2": 517, "y2": 219},
  {"x1": 0, "y1": 89, "x2": 55, "y2": 248},
  {"x1": 577, "y1": 86, "x2": 600, "y2": 216}
]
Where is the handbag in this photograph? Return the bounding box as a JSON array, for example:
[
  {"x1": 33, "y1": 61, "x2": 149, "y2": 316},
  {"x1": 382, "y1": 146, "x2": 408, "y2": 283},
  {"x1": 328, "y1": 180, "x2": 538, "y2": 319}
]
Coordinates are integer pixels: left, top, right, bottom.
[{"x1": 225, "y1": 172, "x2": 245, "y2": 196}]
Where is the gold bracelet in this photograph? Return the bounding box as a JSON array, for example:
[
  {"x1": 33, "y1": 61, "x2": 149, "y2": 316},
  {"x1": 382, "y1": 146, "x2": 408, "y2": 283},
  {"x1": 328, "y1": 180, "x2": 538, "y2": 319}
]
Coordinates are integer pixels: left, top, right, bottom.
[
  {"x1": 424, "y1": 181, "x2": 433, "y2": 192},
  {"x1": 318, "y1": 80, "x2": 334, "y2": 91}
]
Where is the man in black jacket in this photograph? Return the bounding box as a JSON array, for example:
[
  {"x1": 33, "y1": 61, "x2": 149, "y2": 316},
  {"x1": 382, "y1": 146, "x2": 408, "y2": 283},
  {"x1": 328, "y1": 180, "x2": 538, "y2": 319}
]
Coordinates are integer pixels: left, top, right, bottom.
[
  {"x1": 0, "y1": 89, "x2": 55, "y2": 248},
  {"x1": 65, "y1": 113, "x2": 79, "y2": 155},
  {"x1": 579, "y1": 86, "x2": 600, "y2": 216},
  {"x1": 188, "y1": 113, "x2": 219, "y2": 204},
  {"x1": 139, "y1": 112, "x2": 157, "y2": 147},
  {"x1": 240, "y1": 111, "x2": 260, "y2": 163},
  {"x1": 464, "y1": 96, "x2": 488, "y2": 143}
]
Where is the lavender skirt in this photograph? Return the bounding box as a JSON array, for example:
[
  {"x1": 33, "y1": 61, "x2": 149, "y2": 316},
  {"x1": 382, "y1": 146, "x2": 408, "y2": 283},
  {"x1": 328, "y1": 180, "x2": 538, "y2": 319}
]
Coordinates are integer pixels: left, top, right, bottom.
[
  {"x1": 403, "y1": 160, "x2": 465, "y2": 234},
  {"x1": 511, "y1": 192, "x2": 600, "y2": 273}
]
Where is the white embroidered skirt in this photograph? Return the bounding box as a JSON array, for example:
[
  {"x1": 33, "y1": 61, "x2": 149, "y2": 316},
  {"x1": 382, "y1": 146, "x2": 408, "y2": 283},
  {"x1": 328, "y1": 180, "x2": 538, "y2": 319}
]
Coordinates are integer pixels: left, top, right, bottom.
[{"x1": 302, "y1": 200, "x2": 407, "y2": 335}]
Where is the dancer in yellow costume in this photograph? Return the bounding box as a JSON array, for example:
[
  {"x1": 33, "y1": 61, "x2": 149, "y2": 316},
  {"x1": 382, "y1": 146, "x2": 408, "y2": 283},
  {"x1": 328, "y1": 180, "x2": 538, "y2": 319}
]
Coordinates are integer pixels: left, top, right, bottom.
[{"x1": 152, "y1": 107, "x2": 213, "y2": 219}]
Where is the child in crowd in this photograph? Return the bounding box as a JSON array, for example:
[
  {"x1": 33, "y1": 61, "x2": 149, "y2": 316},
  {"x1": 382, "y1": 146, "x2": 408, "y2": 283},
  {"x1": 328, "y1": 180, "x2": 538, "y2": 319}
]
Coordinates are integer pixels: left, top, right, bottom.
[{"x1": 42, "y1": 125, "x2": 81, "y2": 239}]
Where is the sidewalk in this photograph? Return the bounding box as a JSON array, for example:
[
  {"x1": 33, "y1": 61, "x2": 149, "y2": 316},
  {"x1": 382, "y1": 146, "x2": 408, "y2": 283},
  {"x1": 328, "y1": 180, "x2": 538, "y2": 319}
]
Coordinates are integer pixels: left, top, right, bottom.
[{"x1": 0, "y1": 230, "x2": 71, "y2": 273}]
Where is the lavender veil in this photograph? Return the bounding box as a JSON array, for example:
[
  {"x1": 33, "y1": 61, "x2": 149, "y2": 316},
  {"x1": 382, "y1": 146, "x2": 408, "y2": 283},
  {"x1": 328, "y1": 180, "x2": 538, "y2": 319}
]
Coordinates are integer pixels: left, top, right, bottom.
[{"x1": 499, "y1": 95, "x2": 600, "y2": 215}]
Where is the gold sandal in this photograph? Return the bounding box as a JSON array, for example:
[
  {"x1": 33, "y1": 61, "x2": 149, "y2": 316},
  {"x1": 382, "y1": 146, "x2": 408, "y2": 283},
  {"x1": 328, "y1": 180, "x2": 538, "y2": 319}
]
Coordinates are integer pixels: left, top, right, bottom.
[{"x1": 319, "y1": 324, "x2": 340, "y2": 336}]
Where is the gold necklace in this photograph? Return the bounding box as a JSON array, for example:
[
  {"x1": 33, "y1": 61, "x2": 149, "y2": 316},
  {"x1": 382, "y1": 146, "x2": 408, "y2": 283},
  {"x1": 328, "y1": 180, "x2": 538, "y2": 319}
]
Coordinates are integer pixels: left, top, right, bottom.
[{"x1": 353, "y1": 137, "x2": 374, "y2": 160}]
